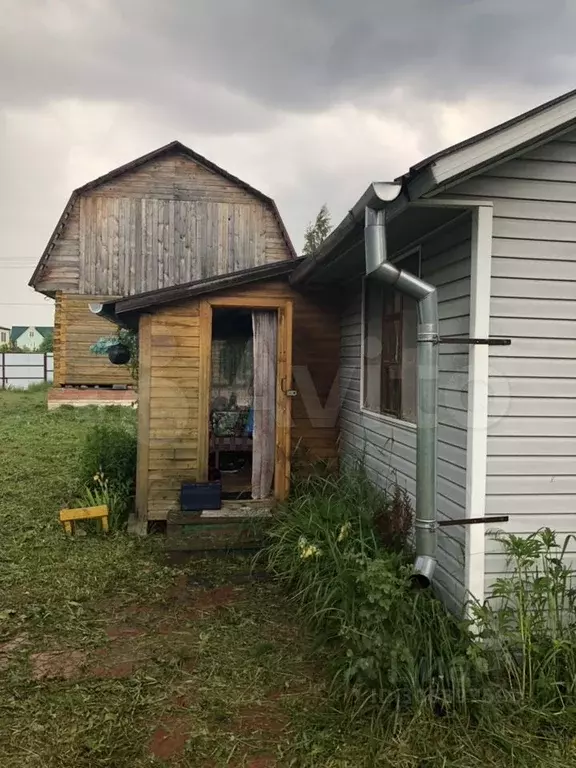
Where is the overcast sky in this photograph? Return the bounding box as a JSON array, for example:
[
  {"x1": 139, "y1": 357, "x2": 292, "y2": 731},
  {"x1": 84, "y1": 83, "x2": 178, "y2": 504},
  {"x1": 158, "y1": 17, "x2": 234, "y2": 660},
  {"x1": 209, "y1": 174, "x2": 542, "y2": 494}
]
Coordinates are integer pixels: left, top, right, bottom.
[{"x1": 1, "y1": 0, "x2": 574, "y2": 328}]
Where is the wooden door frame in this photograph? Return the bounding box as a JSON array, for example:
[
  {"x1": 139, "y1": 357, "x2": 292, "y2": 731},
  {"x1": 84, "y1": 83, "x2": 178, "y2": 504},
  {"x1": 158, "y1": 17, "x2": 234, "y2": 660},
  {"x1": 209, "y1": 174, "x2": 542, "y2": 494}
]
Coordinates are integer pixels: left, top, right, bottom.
[{"x1": 197, "y1": 296, "x2": 293, "y2": 501}]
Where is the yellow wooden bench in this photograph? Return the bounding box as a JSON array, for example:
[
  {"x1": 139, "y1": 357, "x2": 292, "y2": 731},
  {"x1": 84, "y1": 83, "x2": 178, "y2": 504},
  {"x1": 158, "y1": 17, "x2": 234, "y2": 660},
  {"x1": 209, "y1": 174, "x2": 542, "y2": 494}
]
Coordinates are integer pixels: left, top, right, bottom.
[{"x1": 59, "y1": 505, "x2": 109, "y2": 534}]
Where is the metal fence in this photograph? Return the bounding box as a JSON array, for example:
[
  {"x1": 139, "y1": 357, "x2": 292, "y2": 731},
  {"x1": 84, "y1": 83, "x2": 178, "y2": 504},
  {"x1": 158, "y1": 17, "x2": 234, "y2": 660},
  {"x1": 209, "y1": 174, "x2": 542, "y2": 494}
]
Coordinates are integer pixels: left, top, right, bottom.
[{"x1": 1, "y1": 353, "x2": 54, "y2": 389}]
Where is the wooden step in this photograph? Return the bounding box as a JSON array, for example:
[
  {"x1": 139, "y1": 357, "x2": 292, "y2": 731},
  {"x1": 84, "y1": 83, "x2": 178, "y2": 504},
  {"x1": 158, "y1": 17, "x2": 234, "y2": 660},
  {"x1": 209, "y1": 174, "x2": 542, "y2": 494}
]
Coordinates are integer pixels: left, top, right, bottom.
[{"x1": 166, "y1": 502, "x2": 272, "y2": 552}]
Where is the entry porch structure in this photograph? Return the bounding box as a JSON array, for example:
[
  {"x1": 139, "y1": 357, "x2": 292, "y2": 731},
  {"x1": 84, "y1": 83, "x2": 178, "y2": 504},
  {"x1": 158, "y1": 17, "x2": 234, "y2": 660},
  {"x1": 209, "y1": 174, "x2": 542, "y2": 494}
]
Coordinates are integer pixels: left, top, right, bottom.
[{"x1": 97, "y1": 260, "x2": 340, "y2": 525}]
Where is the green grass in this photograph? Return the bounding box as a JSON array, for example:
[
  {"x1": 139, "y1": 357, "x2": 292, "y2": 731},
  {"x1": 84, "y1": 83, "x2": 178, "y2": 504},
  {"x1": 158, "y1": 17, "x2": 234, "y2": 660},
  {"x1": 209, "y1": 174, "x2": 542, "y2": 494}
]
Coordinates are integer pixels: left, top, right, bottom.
[{"x1": 0, "y1": 390, "x2": 575, "y2": 767}]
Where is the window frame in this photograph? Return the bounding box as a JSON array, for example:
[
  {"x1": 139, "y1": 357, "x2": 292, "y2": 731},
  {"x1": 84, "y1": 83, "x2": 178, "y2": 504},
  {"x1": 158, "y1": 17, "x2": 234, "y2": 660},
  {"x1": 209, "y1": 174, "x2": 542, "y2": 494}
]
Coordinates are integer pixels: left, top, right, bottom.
[{"x1": 360, "y1": 246, "x2": 422, "y2": 428}]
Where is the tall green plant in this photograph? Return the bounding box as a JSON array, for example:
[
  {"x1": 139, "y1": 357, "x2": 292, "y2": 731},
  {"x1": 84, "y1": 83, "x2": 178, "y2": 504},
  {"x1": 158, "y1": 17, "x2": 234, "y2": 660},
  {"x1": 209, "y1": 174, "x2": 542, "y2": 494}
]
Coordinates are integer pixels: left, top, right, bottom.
[
  {"x1": 473, "y1": 528, "x2": 576, "y2": 710},
  {"x1": 76, "y1": 421, "x2": 137, "y2": 530},
  {"x1": 266, "y1": 468, "x2": 576, "y2": 733}
]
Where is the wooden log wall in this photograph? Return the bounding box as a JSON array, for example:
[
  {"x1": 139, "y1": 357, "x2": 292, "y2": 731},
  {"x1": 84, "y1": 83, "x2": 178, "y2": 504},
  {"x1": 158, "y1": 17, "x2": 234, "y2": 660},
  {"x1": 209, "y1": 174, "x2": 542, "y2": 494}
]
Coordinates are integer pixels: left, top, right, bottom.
[{"x1": 54, "y1": 294, "x2": 133, "y2": 386}]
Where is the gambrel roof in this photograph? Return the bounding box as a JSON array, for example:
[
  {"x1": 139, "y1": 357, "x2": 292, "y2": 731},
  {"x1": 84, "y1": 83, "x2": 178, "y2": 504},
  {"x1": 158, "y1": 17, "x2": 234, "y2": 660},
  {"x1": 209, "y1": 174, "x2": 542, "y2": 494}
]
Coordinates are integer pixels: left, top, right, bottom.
[{"x1": 29, "y1": 140, "x2": 296, "y2": 288}]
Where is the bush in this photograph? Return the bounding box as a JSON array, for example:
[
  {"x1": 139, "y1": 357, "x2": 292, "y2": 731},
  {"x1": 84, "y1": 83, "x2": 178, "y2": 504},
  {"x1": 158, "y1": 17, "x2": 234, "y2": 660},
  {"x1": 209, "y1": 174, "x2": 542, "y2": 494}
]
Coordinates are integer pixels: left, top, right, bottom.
[
  {"x1": 267, "y1": 468, "x2": 475, "y2": 715},
  {"x1": 76, "y1": 420, "x2": 137, "y2": 530},
  {"x1": 266, "y1": 468, "x2": 576, "y2": 735},
  {"x1": 79, "y1": 421, "x2": 137, "y2": 490}
]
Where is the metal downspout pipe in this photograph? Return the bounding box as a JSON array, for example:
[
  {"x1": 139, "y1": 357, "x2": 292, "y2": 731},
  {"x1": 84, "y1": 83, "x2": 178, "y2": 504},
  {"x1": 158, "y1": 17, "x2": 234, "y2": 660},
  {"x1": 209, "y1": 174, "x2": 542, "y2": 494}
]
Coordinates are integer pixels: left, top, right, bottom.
[{"x1": 365, "y1": 207, "x2": 439, "y2": 586}]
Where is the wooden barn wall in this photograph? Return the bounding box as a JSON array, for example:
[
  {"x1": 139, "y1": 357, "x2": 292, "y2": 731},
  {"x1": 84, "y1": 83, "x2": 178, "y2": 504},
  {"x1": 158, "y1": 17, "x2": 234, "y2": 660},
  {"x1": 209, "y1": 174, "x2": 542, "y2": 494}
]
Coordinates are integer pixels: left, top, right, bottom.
[
  {"x1": 54, "y1": 294, "x2": 133, "y2": 386},
  {"x1": 35, "y1": 152, "x2": 291, "y2": 297},
  {"x1": 141, "y1": 280, "x2": 340, "y2": 521},
  {"x1": 38, "y1": 199, "x2": 81, "y2": 293}
]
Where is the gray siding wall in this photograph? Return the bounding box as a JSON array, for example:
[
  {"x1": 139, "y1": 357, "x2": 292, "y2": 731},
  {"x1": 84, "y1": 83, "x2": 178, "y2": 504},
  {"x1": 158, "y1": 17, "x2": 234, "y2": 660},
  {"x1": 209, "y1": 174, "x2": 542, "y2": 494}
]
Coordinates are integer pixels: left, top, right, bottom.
[
  {"x1": 340, "y1": 217, "x2": 472, "y2": 611},
  {"x1": 452, "y1": 129, "x2": 576, "y2": 592}
]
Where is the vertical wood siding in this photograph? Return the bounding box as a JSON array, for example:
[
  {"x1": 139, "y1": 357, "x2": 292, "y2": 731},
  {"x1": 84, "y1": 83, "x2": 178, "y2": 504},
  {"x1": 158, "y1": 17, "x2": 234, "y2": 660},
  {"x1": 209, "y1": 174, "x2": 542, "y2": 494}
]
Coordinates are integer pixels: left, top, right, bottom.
[
  {"x1": 451, "y1": 129, "x2": 576, "y2": 591},
  {"x1": 35, "y1": 152, "x2": 292, "y2": 297},
  {"x1": 339, "y1": 218, "x2": 472, "y2": 611},
  {"x1": 78, "y1": 198, "x2": 269, "y2": 295}
]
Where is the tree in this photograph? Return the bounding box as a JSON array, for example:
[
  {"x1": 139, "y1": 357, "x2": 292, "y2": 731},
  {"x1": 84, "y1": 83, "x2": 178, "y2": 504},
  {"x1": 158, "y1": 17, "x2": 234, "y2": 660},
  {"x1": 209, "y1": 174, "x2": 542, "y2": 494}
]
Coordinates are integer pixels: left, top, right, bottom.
[
  {"x1": 38, "y1": 332, "x2": 54, "y2": 354},
  {"x1": 303, "y1": 204, "x2": 332, "y2": 255}
]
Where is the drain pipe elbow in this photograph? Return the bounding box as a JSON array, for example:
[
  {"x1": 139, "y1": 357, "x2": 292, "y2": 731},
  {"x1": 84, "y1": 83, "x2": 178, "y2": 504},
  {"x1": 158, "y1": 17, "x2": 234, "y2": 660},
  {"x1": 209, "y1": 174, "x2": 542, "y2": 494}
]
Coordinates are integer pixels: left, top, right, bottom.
[{"x1": 364, "y1": 206, "x2": 439, "y2": 588}]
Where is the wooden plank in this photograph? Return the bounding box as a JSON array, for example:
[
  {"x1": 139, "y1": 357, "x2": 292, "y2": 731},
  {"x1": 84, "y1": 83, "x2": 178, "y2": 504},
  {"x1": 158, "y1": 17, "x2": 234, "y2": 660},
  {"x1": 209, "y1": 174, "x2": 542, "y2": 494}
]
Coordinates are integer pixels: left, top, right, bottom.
[
  {"x1": 151, "y1": 320, "x2": 201, "y2": 333},
  {"x1": 136, "y1": 314, "x2": 152, "y2": 523},
  {"x1": 218, "y1": 202, "x2": 228, "y2": 274},
  {"x1": 197, "y1": 300, "x2": 212, "y2": 482},
  {"x1": 186, "y1": 202, "x2": 195, "y2": 282},
  {"x1": 205, "y1": 202, "x2": 216, "y2": 278},
  {"x1": 79, "y1": 198, "x2": 86, "y2": 294},
  {"x1": 133, "y1": 199, "x2": 142, "y2": 294},
  {"x1": 102, "y1": 197, "x2": 111, "y2": 293},
  {"x1": 283, "y1": 299, "x2": 293, "y2": 496},
  {"x1": 143, "y1": 199, "x2": 152, "y2": 292},
  {"x1": 60, "y1": 505, "x2": 108, "y2": 521},
  {"x1": 195, "y1": 201, "x2": 205, "y2": 280},
  {"x1": 274, "y1": 300, "x2": 293, "y2": 501},
  {"x1": 111, "y1": 197, "x2": 120, "y2": 294},
  {"x1": 209, "y1": 296, "x2": 292, "y2": 309},
  {"x1": 174, "y1": 200, "x2": 184, "y2": 285}
]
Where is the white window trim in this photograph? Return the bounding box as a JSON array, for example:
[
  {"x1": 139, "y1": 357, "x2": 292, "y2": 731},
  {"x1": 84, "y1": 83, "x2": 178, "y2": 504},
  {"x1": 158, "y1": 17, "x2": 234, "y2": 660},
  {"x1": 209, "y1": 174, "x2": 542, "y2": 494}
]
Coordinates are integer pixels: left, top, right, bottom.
[
  {"x1": 359, "y1": 246, "x2": 421, "y2": 428},
  {"x1": 360, "y1": 407, "x2": 417, "y2": 432}
]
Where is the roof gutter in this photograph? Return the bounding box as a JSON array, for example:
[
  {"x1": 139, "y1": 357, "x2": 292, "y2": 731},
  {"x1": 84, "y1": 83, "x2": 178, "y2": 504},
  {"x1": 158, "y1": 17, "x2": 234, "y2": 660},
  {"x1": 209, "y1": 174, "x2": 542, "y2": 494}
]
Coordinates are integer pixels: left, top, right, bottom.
[
  {"x1": 89, "y1": 302, "x2": 123, "y2": 326},
  {"x1": 290, "y1": 182, "x2": 403, "y2": 285}
]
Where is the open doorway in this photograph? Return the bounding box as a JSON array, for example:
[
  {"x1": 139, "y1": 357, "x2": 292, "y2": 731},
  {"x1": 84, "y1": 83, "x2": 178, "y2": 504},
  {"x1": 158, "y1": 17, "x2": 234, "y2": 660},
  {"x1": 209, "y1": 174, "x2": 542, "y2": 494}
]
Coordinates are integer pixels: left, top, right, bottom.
[{"x1": 209, "y1": 308, "x2": 278, "y2": 500}]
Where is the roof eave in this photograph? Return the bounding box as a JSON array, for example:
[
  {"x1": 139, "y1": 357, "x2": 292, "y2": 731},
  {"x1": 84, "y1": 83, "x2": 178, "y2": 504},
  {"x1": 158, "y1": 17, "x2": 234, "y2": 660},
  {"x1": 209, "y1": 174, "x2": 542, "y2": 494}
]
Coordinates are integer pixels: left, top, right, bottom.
[{"x1": 100, "y1": 259, "x2": 303, "y2": 319}]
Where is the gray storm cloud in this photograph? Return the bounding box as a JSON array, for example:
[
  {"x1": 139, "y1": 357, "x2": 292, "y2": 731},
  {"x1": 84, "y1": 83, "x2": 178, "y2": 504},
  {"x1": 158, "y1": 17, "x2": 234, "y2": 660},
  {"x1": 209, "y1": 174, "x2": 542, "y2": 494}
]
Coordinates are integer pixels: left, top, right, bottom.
[{"x1": 0, "y1": 0, "x2": 575, "y2": 327}]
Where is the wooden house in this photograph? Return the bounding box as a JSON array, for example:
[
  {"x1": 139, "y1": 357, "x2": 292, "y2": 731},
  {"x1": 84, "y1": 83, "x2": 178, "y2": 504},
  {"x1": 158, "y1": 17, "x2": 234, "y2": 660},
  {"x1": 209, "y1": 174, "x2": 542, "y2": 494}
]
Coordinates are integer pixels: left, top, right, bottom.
[
  {"x1": 29, "y1": 141, "x2": 295, "y2": 403},
  {"x1": 98, "y1": 261, "x2": 340, "y2": 526}
]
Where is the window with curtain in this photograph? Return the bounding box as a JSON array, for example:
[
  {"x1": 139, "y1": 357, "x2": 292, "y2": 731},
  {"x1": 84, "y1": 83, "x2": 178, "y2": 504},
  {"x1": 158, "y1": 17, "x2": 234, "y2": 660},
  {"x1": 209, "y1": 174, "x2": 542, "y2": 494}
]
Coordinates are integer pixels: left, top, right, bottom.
[{"x1": 363, "y1": 251, "x2": 420, "y2": 422}]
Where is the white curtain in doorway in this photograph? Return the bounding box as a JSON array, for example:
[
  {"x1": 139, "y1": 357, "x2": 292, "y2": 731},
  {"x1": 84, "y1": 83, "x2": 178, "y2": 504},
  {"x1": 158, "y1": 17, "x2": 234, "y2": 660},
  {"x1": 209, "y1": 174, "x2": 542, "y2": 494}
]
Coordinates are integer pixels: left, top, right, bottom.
[{"x1": 251, "y1": 311, "x2": 277, "y2": 499}]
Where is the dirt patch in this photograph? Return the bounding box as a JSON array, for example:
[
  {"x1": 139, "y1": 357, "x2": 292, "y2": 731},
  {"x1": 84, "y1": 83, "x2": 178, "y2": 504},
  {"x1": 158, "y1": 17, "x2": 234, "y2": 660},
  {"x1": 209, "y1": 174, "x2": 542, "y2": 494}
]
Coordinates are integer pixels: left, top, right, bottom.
[
  {"x1": 245, "y1": 757, "x2": 277, "y2": 768},
  {"x1": 30, "y1": 650, "x2": 87, "y2": 680},
  {"x1": 0, "y1": 633, "x2": 29, "y2": 671},
  {"x1": 91, "y1": 660, "x2": 137, "y2": 679},
  {"x1": 105, "y1": 625, "x2": 146, "y2": 640},
  {"x1": 87, "y1": 641, "x2": 149, "y2": 679},
  {"x1": 191, "y1": 585, "x2": 242, "y2": 613},
  {"x1": 234, "y1": 704, "x2": 288, "y2": 737},
  {"x1": 228, "y1": 755, "x2": 277, "y2": 768},
  {"x1": 149, "y1": 716, "x2": 192, "y2": 761}
]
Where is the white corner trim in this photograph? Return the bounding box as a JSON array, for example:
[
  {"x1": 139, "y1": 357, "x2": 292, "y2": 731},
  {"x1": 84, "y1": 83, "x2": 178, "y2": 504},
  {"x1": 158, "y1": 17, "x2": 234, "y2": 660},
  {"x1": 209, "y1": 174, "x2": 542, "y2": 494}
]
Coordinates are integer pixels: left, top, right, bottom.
[{"x1": 464, "y1": 204, "x2": 493, "y2": 609}]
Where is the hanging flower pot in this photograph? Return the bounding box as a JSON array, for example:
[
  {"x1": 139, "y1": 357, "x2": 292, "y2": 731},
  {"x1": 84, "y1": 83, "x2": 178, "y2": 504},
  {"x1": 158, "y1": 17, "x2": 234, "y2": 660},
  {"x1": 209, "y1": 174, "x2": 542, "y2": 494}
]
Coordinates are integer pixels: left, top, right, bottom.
[{"x1": 108, "y1": 343, "x2": 131, "y2": 365}]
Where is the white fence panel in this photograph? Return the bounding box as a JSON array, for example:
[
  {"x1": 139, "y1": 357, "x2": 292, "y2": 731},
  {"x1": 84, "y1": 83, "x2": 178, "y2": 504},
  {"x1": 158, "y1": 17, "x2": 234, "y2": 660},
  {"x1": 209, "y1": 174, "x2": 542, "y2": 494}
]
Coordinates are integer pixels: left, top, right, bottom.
[{"x1": 1, "y1": 353, "x2": 54, "y2": 389}]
